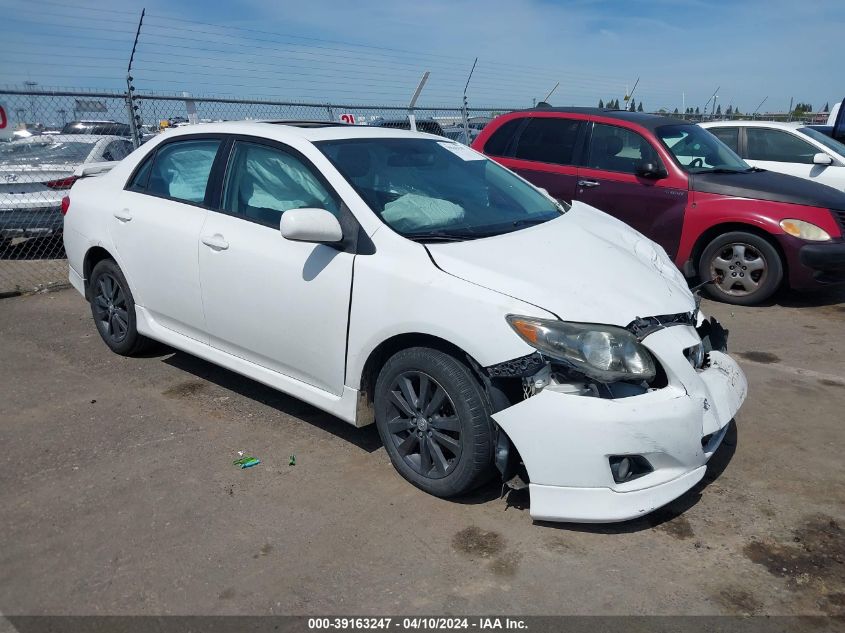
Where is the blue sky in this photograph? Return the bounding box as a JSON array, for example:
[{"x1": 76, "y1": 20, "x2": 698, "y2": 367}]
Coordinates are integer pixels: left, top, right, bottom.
[{"x1": 1, "y1": 0, "x2": 843, "y2": 112}]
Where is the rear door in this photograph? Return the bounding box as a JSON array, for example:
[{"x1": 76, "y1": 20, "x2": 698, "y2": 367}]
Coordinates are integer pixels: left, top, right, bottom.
[
  {"x1": 111, "y1": 136, "x2": 223, "y2": 342},
  {"x1": 486, "y1": 116, "x2": 585, "y2": 203},
  {"x1": 575, "y1": 122, "x2": 688, "y2": 258}
]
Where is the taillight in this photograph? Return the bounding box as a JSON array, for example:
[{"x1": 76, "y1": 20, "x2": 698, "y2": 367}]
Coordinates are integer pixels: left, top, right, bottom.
[
  {"x1": 61, "y1": 196, "x2": 70, "y2": 216},
  {"x1": 44, "y1": 176, "x2": 78, "y2": 190}
]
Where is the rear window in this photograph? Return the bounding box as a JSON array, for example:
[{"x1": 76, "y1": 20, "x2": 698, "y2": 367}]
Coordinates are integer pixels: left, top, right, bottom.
[
  {"x1": 483, "y1": 118, "x2": 523, "y2": 156},
  {"x1": 709, "y1": 127, "x2": 740, "y2": 153},
  {"x1": 513, "y1": 118, "x2": 582, "y2": 166},
  {"x1": 61, "y1": 121, "x2": 130, "y2": 136},
  {"x1": 146, "y1": 139, "x2": 221, "y2": 204},
  {"x1": 0, "y1": 139, "x2": 95, "y2": 165}
]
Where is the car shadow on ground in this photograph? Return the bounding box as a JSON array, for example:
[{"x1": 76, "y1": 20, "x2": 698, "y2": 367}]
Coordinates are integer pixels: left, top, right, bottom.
[
  {"x1": 754, "y1": 285, "x2": 845, "y2": 308},
  {"x1": 160, "y1": 348, "x2": 384, "y2": 453},
  {"x1": 511, "y1": 420, "x2": 740, "y2": 534}
]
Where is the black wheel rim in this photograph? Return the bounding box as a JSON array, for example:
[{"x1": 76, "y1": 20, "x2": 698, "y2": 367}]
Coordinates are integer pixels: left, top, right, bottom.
[
  {"x1": 93, "y1": 272, "x2": 129, "y2": 344},
  {"x1": 386, "y1": 371, "x2": 462, "y2": 479}
]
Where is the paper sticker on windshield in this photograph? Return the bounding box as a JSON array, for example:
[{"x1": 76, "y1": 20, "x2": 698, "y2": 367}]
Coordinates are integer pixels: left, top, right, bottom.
[{"x1": 437, "y1": 141, "x2": 485, "y2": 161}]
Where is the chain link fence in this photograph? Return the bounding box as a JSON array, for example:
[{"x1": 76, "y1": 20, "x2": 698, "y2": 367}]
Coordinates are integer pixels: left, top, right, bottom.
[
  {"x1": 0, "y1": 87, "x2": 516, "y2": 295},
  {"x1": 0, "y1": 87, "x2": 827, "y2": 295}
]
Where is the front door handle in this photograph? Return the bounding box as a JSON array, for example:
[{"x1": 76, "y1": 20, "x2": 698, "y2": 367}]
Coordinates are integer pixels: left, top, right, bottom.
[
  {"x1": 201, "y1": 234, "x2": 229, "y2": 251},
  {"x1": 113, "y1": 209, "x2": 132, "y2": 222},
  {"x1": 577, "y1": 179, "x2": 601, "y2": 188}
]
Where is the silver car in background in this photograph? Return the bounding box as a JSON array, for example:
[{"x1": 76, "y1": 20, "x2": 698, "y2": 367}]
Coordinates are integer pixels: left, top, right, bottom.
[{"x1": 0, "y1": 135, "x2": 133, "y2": 252}]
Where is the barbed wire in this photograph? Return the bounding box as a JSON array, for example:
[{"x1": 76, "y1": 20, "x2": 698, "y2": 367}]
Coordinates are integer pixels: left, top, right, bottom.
[{"x1": 0, "y1": 1, "x2": 704, "y2": 109}]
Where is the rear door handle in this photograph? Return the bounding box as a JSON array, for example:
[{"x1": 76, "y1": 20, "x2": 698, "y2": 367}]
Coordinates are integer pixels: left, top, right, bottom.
[
  {"x1": 201, "y1": 234, "x2": 229, "y2": 251},
  {"x1": 113, "y1": 209, "x2": 132, "y2": 222},
  {"x1": 577, "y1": 179, "x2": 601, "y2": 188}
]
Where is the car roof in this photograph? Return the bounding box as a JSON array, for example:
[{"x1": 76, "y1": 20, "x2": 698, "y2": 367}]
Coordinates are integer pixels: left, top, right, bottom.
[
  {"x1": 157, "y1": 120, "x2": 448, "y2": 143},
  {"x1": 700, "y1": 120, "x2": 804, "y2": 129},
  {"x1": 517, "y1": 106, "x2": 683, "y2": 131}
]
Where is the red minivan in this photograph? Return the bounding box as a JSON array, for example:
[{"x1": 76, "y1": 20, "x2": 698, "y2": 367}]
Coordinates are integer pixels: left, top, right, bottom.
[{"x1": 473, "y1": 107, "x2": 845, "y2": 305}]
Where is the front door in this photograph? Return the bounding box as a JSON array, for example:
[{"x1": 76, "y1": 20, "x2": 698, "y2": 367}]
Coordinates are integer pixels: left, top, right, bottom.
[
  {"x1": 743, "y1": 126, "x2": 845, "y2": 191},
  {"x1": 111, "y1": 137, "x2": 222, "y2": 341},
  {"x1": 575, "y1": 122, "x2": 688, "y2": 259},
  {"x1": 198, "y1": 139, "x2": 354, "y2": 395}
]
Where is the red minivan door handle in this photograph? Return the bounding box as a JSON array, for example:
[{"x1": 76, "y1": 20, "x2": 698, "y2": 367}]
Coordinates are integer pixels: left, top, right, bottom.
[{"x1": 577, "y1": 179, "x2": 601, "y2": 188}]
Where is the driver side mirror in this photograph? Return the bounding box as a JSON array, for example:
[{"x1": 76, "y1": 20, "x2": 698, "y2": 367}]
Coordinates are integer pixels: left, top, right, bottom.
[
  {"x1": 635, "y1": 162, "x2": 668, "y2": 179},
  {"x1": 280, "y1": 208, "x2": 343, "y2": 244},
  {"x1": 813, "y1": 152, "x2": 833, "y2": 166}
]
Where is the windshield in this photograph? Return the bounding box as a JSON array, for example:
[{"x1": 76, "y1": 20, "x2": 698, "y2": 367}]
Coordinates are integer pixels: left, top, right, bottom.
[
  {"x1": 657, "y1": 124, "x2": 751, "y2": 173},
  {"x1": 799, "y1": 126, "x2": 845, "y2": 157},
  {"x1": 0, "y1": 139, "x2": 94, "y2": 165},
  {"x1": 318, "y1": 138, "x2": 564, "y2": 240}
]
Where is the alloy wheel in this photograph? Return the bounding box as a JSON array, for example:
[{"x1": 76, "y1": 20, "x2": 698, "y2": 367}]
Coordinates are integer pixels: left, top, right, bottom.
[
  {"x1": 709, "y1": 242, "x2": 768, "y2": 297},
  {"x1": 385, "y1": 371, "x2": 462, "y2": 479},
  {"x1": 93, "y1": 273, "x2": 130, "y2": 343}
]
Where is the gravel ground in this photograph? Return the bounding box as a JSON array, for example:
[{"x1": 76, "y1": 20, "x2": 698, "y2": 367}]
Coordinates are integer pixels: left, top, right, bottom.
[{"x1": 0, "y1": 287, "x2": 843, "y2": 617}]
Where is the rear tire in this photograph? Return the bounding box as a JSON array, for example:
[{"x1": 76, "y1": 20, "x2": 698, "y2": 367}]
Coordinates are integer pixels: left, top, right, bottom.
[
  {"x1": 698, "y1": 231, "x2": 783, "y2": 305},
  {"x1": 374, "y1": 347, "x2": 495, "y2": 498},
  {"x1": 89, "y1": 259, "x2": 154, "y2": 356}
]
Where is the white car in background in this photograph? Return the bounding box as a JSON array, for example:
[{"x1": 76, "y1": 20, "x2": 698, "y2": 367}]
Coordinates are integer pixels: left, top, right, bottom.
[
  {"x1": 701, "y1": 120, "x2": 845, "y2": 192},
  {"x1": 62, "y1": 121, "x2": 746, "y2": 523},
  {"x1": 0, "y1": 135, "x2": 134, "y2": 249}
]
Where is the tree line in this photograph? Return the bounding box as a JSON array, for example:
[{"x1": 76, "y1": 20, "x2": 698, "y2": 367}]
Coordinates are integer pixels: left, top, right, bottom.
[
  {"x1": 596, "y1": 99, "x2": 833, "y2": 116},
  {"x1": 598, "y1": 98, "x2": 643, "y2": 112}
]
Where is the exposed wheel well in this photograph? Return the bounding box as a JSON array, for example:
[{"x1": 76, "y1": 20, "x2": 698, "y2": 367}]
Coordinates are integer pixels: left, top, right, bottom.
[
  {"x1": 82, "y1": 246, "x2": 115, "y2": 299},
  {"x1": 690, "y1": 223, "x2": 788, "y2": 281},
  {"x1": 357, "y1": 332, "x2": 519, "y2": 479},
  {"x1": 358, "y1": 333, "x2": 475, "y2": 407}
]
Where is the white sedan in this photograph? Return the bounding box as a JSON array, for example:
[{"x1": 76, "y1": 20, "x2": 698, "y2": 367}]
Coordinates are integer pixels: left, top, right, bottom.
[
  {"x1": 701, "y1": 120, "x2": 845, "y2": 192},
  {"x1": 62, "y1": 121, "x2": 746, "y2": 523},
  {"x1": 1, "y1": 135, "x2": 134, "y2": 248}
]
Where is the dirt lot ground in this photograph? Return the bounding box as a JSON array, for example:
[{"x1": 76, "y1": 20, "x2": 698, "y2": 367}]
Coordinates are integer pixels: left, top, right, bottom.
[{"x1": 1, "y1": 286, "x2": 843, "y2": 617}]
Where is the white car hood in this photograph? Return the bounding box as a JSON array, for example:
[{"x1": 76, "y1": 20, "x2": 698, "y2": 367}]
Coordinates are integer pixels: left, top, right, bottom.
[{"x1": 426, "y1": 202, "x2": 695, "y2": 327}]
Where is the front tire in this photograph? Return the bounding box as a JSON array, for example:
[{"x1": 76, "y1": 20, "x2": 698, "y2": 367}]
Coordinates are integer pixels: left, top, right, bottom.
[
  {"x1": 374, "y1": 347, "x2": 495, "y2": 498},
  {"x1": 89, "y1": 259, "x2": 153, "y2": 356},
  {"x1": 699, "y1": 231, "x2": 783, "y2": 305}
]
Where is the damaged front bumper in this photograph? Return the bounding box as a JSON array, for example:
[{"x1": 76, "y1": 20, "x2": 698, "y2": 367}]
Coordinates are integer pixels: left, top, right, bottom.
[{"x1": 491, "y1": 321, "x2": 746, "y2": 523}]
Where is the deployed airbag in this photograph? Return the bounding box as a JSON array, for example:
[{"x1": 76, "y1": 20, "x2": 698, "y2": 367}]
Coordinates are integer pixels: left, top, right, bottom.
[{"x1": 382, "y1": 193, "x2": 465, "y2": 232}]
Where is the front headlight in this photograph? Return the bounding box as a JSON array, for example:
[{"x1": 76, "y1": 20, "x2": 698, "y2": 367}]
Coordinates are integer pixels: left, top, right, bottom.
[
  {"x1": 506, "y1": 315, "x2": 656, "y2": 382},
  {"x1": 779, "y1": 219, "x2": 830, "y2": 241}
]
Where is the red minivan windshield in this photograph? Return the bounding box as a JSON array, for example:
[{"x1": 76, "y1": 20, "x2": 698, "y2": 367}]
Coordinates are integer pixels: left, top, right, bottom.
[{"x1": 657, "y1": 124, "x2": 751, "y2": 174}]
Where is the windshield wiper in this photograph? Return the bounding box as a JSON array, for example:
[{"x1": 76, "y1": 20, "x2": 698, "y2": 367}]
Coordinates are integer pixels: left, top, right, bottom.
[
  {"x1": 403, "y1": 231, "x2": 474, "y2": 243},
  {"x1": 512, "y1": 217, "x2": 555, "y2": 227}
]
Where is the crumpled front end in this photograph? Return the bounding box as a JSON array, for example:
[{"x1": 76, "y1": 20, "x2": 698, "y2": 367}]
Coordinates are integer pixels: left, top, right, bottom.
[{"x1": 491, "y1": 318, "x2": 746, "y2": 523}]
